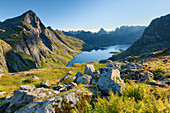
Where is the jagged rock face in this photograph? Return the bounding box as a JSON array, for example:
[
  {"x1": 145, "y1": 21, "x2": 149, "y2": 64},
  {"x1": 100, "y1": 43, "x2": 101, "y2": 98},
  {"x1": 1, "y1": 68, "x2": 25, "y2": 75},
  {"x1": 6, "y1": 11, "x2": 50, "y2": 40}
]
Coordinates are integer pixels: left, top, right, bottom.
[
  {"x1": 0, "y1": 39, "x2": 35, "y2": 72},
  {"x1": 0, "y1": 10, "x2": 84, "y2": 72},
  {"x1": 0, "y1": 40, "x2": 8, "y2": 72},
  {"x1": 97, "y1": 28, "x2": 108, "y2": 35},
  {"x1": 109, "y1": 14, "x2": 170, "y2": 60}
]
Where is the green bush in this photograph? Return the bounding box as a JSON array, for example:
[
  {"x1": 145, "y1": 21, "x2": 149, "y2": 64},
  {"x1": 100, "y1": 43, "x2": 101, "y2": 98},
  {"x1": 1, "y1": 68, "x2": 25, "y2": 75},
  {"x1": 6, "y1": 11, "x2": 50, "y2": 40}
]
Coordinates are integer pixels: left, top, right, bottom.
[
  {"x1": 83, "y1": 82, "x2": 170, "y2": 113},
  {"x1": 153, "y1": 67, "x2": 166, "y2": 76}
]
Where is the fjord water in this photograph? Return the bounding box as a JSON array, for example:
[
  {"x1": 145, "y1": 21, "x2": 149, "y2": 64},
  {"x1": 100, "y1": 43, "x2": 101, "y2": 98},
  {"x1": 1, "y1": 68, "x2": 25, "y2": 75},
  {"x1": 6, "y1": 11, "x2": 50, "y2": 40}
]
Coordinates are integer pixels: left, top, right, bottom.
[{"x1": 67, "y1": 45, "x2": 130, "y2": 66}]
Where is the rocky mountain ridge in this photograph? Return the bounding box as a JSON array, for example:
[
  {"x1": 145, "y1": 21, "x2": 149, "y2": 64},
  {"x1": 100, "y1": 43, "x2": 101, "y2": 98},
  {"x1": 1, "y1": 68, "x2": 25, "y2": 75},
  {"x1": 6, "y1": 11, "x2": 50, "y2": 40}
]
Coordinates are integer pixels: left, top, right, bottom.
[
  {"x1": 0, "y1": 10, "x2": 84, "y2": 72},
  {"x1": 109, "y1": 14, "x2": 170, "y2": 61},
  {"x1": 63, "y1": 26, "x2": 145, "y2": 50}
]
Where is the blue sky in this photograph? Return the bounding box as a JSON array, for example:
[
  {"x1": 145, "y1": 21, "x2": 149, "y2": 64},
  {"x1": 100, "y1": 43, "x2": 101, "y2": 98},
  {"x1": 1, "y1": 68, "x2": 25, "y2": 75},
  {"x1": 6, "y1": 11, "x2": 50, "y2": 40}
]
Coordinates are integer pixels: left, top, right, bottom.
[{"x1": 0, "y1": 0, "x2": 170, "y2": 32}]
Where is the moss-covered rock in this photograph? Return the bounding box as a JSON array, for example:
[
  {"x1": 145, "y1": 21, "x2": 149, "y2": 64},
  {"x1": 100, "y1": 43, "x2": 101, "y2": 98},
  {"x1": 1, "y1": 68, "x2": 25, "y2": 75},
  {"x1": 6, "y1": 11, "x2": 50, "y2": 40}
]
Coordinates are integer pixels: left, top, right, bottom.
[{"x1": 15, "y1": 87, "x2": 93, "y2": 113}]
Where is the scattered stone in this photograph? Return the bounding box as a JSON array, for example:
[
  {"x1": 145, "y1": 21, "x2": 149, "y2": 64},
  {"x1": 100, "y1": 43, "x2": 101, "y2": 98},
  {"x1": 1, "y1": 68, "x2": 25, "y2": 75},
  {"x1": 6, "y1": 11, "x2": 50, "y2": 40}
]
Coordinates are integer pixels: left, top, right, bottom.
[
  {"x1": 68, "y1": 82, "x2": 77, "y2": 87},
  {"x1": 30, "y1": 75, "x2": 39, "y2": 80},
  {"x1": 0, "y1": 29, "x2": 5, "y2": 33},
  {"x1": 99, "y1": 68, "x2": 112, "y2": 74},
  {"x1": 84, "y1": 64, "x2": 95, "y2": 75},
  {"x1": 75, "y1": 72, "x2": 83, "y2": 79},
  {"x1": 59, "y1": 75, "x2": 76, "y2": 84},
  {"x1": 67, "y1": 71, "x2": 73, "y2": 74},
  {"x1": 107, "y1": 63, "x2": 114, "y2": 67},
  {"x1": 40, "y1": 80, "x2": 51, "y2": 87},
  {"x1": 6, "y1": 87, "x2": 59, "y2": 112},
  {"x1": 96, "y1": 76, "x2": 123, "y2": 95},
  {"x1": 106, "y1": 60, "x2": 112, "y2": 63},
  {"x1": 124, "y1": 60, "x2": 129, "y2": 63},
  {"x1": 0, "y1": 91, "x2": 6, "y2": 96},
  {"x1": 91, "y1": 70, "x2": 100, "y2": 78},
  {"x1": 54, "y1": 84, "x2": 63, "y2": 90},
  {"x1": 15, "y1": 87, "x2": 93, "y2": 113},
  {"x1": 113, "y1": 62, "x2": 119, "y2": 68},
  {"x1": 7, "y1": 90, "x2": 37, "y2": 112},
  {"x1": 76, "y1": 75, "x2": 92, "y2": 85},
  {"x1": 0, "y1": 74, "x2": 5, "y2": 77},
  {"x1": 20, "y1": 85, "x2": 35, "y2": 91},
  {"x1": 53, "y1": 91, "x2": 60, "y2": 95},
  {"x1": 59, "y1": 86, "x2": 67, "y2": 92},
  {"x1": 144, "y1": 71, "x2": 154, "y2": 81},
  {"x1": 4, "y1": 95, "x2": 11, "y2": 100}
]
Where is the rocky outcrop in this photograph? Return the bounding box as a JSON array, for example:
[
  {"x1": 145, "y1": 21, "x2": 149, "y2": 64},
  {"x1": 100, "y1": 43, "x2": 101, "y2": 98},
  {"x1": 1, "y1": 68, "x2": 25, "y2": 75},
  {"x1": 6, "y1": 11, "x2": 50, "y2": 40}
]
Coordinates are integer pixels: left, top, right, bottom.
[
  {"x1": 6, "y1": 86, "x2": 93, "y2": 113},
  {"x1": 7, "y1": 86, "x2": 58, "y2": 112},
  {"x1": 109, "y1": 14, "x2": 170, "y2": 61},
  {"x1": 0, "y1": 10, "x2": 84, "y2": 72},
  {"x1": 84, "y1": 64, "x2": 95, "y2": 75},
  {"x1": 0, "y1": 39, "x2": 35, "y2": 72},
  {"x1": 59, "y1": 75, "x2": 76, "y2": 85},
  {"x1": 0, "y1": 40, "x2": 8, "y2": 72},
  {"x1": 76, "y1": 75, "x2": 92, "y2": 85},
  {"x1": 97, "y1": 76, "x2": 122, "y2": 95}
]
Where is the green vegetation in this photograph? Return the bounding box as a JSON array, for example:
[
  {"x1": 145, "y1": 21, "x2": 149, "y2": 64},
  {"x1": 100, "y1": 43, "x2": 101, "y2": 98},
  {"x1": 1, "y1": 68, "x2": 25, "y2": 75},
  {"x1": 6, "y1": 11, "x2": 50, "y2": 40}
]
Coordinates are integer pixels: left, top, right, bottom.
[
  {"x1": 0, "y1": 62, "x2": 106, "y2": 97},
  {"x1": 84, "y1": 82, "x2": 170, "y2": 113}
]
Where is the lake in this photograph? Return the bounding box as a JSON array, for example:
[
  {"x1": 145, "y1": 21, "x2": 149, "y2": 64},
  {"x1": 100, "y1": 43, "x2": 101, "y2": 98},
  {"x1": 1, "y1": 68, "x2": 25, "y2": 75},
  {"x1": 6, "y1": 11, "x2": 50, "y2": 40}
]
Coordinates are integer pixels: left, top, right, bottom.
[{"x1": 67, "y1": 44, "x2": 130, "y2": 66}]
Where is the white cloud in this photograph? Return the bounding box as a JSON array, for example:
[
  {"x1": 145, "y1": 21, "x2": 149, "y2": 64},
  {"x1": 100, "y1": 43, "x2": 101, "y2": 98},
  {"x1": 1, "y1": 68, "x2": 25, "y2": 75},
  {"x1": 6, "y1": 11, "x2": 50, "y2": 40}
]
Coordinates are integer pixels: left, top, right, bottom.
[{"x1": 59, "y1": 28, "x2": 115, "y2": 32}]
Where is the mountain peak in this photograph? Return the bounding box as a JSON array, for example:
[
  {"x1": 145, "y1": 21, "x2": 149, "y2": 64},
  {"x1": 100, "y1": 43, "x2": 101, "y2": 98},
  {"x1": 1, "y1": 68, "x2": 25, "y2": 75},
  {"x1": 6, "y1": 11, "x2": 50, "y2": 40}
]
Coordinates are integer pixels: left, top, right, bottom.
[
  {"x1": 22, "y1": 10, "x2": 37, "y2": 18},
  {"x1": 97, "y1": 28, "x2": 107, "y2": 35}
]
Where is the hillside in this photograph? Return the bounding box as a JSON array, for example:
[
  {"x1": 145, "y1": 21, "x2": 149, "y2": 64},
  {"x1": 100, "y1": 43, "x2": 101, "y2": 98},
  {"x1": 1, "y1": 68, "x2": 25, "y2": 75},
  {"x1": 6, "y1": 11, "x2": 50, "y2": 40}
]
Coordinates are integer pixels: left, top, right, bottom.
[
  {"x1": 109, "y1": 14, "x2": 170, "y2": 61},
  {"x1": 0, "y1": 53, "x2": 169, "y2": 112},
  {"x1": 0, "y1": 10, "x2": 84, "y2": 72}
]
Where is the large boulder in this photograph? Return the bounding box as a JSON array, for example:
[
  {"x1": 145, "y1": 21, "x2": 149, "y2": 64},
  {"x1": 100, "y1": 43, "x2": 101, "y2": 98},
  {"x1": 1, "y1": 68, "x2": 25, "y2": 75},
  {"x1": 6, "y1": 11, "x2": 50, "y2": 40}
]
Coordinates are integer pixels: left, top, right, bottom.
[
  {"x1": 96, "y1": 76, "x2": 123, "y2": 95},
  {"x1": 100, "y1": 69, "x2": 125, "y2": 86},
  {"x1": 6, "y1": 86, "x2": 59, "y2": 112},
  {"x1": 15, "y1": 87, "x2": 93, "y2": 113},
  {"x1": 59, "y1": 75, "x2": 76, "y2": 84},
  {"x1": 84, "y1": 64, "x2": 95, "y2": 75},
  {"x1": 19, "y1": 85, "x2": 35, "y2": 91},
  {"x1": 76, "y1": 75, "x2": 92, "y2": 85},
  {"x1": 75, "y1": 72, "x2": 83, "y2": 79}
]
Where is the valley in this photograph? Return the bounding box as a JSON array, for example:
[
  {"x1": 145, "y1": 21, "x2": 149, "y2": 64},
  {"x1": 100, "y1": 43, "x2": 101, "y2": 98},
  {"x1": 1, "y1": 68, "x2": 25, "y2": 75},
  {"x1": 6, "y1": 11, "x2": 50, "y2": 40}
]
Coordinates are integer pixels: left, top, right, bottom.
[{"x1": 0, "y1": 5, "x2": 170, "y2": 113}]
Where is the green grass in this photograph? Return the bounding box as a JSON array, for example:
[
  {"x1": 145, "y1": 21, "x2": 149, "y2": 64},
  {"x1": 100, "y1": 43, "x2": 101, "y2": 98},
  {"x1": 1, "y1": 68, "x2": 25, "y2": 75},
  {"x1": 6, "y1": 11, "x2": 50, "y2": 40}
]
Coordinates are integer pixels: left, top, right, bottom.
[
  {"x1": 83, "y1": 82, "x2": 170, "y2": 113},
  {"x1": 0, "y1": 62, "x2": 106, "y2": 97}
]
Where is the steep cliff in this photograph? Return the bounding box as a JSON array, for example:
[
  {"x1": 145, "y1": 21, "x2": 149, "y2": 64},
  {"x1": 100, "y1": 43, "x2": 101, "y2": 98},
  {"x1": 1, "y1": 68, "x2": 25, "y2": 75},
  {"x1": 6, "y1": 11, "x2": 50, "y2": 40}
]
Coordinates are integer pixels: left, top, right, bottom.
[{"x1": 109, "y1": 14, "x2": 170, "y2": 61}]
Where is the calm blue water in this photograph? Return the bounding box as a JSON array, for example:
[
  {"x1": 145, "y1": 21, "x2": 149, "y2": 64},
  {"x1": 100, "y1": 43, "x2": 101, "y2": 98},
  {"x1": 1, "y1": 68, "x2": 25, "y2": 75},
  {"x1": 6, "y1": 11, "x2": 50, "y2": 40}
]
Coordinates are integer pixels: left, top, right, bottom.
[{"x1": 67, "y1": 45, "x2": 130, "y2": 66}]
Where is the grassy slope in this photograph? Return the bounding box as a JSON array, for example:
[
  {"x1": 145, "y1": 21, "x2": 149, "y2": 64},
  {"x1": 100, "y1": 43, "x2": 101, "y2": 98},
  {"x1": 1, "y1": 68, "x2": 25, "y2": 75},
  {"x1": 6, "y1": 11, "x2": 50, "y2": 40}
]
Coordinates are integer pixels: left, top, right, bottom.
[
  {"x1": 0, "y1": 62, "x2": 106, "y2": 96},
  {"x1": 0, "y1": 55, "x2": 169, "y2": 112}
]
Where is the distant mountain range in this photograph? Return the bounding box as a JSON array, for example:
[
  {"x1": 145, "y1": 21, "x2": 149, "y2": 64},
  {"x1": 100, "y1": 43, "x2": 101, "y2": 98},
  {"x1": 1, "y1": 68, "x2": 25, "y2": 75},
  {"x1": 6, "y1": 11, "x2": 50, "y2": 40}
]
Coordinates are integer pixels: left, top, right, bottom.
[
  {"x1": 0, "y1": 10, "x2": 84, "y2": 72},
  {"x1": 63, "y1": 26, "x2": 146, "y2": 50},
  {"x1": 109, "y1": 14, "x2": 170, "y2": 61}
]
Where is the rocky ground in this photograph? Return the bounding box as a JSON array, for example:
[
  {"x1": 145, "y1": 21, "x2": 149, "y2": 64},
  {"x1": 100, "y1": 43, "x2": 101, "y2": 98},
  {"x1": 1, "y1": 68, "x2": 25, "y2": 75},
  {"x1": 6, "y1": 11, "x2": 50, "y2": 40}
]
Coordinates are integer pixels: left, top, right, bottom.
[{"x1": 0, "y1": 55, "x2": 169, "y2": 112}]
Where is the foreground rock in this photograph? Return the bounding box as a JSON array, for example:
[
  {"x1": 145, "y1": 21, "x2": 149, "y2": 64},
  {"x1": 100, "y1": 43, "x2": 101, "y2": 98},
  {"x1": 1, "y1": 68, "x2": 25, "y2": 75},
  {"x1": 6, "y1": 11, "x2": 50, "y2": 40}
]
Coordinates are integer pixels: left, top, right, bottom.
[
  {"x1": 84, "y1": 64, "x2": 95, "y2": 75},
  {"x1": 6, "y1": 85, "x2": 58, "y2": 112},
  {"x1": 15, "y1": 87, "x2": 93, "y2": 113},
  {"x1": 76, "y1": 75, "x2": 92, "y2": 85},
  {"x1": 59, "y1": 75, "x2": 76, "y2": 84},
  {"x1": 97, "y1": 76, "x2": 123, "y2": 95},
  {"x1": 100, "y1": 69, "x2": 125, "y2": 86},
  {"x1": 97, "y1": 69, "x2": 125, "y2": 95}
]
